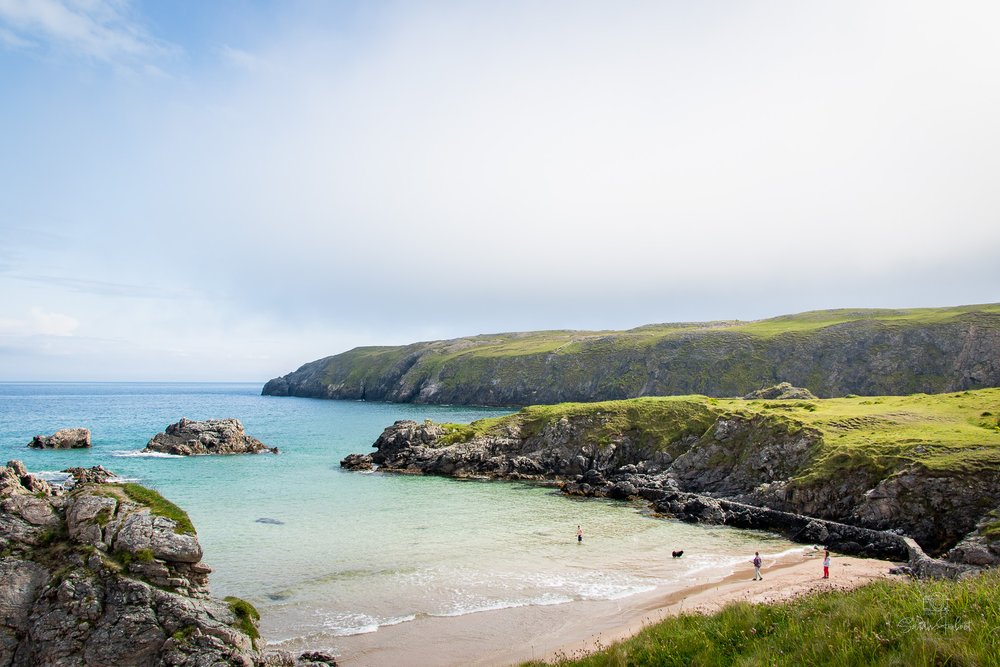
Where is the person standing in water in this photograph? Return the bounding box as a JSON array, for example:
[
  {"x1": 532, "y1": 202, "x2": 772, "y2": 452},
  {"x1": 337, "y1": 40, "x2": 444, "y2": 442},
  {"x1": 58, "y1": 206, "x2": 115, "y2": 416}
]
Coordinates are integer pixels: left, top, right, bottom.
[
  {"x1": 751, "y1": 551, "x2": 763, "y2": 580},
  {"x1": 577, "y1": 525, "x2": 583, "y2": 543},
  {"x1": 823, "y1": 551, "x2": 831, "y2": 578}
]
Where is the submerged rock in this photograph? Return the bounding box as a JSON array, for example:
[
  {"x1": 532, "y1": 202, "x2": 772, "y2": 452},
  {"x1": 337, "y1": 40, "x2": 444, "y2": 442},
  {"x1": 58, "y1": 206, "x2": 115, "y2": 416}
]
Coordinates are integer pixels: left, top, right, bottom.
[
  {"x1": 0, "y1": 459, "x2": 334, "y2": 666},
  {"x1": 27, "y1": 427, "x2": 91, "y2": 449},
  {"x1": 144, "y1": 418, "x2": 278, "y2": 456}
]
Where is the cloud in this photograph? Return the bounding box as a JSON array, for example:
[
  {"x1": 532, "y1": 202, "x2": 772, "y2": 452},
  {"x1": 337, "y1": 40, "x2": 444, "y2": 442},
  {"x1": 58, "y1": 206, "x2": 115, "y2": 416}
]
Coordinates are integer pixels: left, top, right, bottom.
[
  {"x1": 0, "y1": 307, "x2": 79, "y2": 337},
  {"x1": 0, "y1": 0, "x2": 170, "y2": 62},
  {"x1": 218, "y1": 44, "x2": 269, "y2": 73}
]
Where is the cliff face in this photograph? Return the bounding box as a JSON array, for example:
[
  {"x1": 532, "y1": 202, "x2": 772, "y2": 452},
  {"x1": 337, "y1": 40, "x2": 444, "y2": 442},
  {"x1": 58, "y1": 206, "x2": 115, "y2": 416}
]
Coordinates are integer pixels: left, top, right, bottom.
[
  {"x1": 0, "y1": 461, "x2": 334, "y2": 667},
  {"x1": 343, "y1": 389, "x2": 1000, "y2": 561},
  {"x1": 263, "y1": 305, "x2": 1000, "y2": 405}
]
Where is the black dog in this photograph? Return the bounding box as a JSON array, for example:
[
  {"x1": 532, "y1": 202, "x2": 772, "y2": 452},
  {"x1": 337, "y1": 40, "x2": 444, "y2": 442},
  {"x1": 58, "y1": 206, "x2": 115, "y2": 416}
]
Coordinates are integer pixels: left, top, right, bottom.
[{"x1": 672, "y1": 550, "x2": 684, "y2": 558}]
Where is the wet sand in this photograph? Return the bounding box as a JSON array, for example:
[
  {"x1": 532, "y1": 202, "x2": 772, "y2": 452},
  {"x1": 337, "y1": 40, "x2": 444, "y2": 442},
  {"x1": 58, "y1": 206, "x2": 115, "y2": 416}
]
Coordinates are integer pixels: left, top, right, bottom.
[{"x1": 318, "y1": 549, "x2": 898, "y2": 666}]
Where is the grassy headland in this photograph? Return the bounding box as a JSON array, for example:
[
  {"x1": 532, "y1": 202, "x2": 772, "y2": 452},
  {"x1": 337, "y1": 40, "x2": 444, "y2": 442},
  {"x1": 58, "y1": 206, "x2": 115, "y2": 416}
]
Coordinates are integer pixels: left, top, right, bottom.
[
  {"x1": 263, "y1": 303, "x2": 1000, "y2": 405},
  {"x1": 442, "y1": 388, "x2": 1000, "y2": 483}
]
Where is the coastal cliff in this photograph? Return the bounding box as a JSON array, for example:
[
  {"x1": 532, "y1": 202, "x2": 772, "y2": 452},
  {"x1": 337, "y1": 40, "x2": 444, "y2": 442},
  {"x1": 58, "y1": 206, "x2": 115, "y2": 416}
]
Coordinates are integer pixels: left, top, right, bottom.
[
  {"x1": 343, "y1": 388, "x2": 1000, "y2": 563},
  {"x1": 0, "y1": 461, "x2": 333, "y2": 667},
  {"x1": 263, "y1": 304, "x2": 1000, "y2": 405}
]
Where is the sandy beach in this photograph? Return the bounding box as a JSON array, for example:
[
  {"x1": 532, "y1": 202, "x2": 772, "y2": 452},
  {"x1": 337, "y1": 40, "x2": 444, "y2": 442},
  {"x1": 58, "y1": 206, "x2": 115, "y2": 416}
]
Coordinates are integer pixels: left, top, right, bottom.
[{"x1": 323, "y1": 549, "x2": 899, "y2": 666}]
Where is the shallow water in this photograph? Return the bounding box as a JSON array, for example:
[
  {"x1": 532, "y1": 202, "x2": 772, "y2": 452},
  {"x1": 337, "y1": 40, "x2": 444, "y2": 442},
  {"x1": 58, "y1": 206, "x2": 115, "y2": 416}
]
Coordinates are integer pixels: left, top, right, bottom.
[{"x1": 0, "y1": 383, "x2": 796, "y2": 656}]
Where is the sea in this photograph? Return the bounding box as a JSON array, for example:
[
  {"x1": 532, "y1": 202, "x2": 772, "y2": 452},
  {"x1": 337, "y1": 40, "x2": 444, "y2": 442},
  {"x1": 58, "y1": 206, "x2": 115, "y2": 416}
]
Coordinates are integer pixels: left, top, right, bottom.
[{"x1": 0, "y1": 382, "x2": 798, "y2": 660}]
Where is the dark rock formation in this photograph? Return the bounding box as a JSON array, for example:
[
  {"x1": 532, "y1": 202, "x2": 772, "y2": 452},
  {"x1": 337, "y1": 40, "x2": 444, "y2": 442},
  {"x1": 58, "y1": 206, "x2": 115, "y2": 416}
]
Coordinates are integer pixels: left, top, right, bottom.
[
  {"x1": 27, "y1": 428, "x2": 91, "y2": 449},
  {"x1": 743, "y1": 382, "x2": 818, "y2": 400},
  {"x1": 144, "y1": 418, "x2": 278, "y2": 456},
  {"x1": 0, "y1": 460, "x2": 335, "y2": 666},
  {"x1": 264, "y1": 304, "x2": 1000, "y2": 405}
]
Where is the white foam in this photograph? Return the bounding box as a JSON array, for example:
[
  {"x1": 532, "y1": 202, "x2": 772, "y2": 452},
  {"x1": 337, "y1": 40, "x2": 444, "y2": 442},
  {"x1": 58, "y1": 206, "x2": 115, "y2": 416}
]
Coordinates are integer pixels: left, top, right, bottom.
[
  {"x1": 431, "y1": 593, "x2": 574, "y2": 618},
  {"x1": 111, "y1": 450, "x2": 183, "y2": 459},
  {"x1": 320, "y1": 612, "x2": 417, "y2": 637}
]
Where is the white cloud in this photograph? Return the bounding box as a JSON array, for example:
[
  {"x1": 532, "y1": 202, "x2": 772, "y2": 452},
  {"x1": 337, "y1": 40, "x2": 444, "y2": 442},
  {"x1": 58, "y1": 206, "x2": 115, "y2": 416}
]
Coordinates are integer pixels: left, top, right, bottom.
[
  {"x1": 218, "y1": 44, "x2": 269, "y2": 73},
  {"x1": 0, "y1": 0, "x2": 169, "y2": 62},
  {"x1": 0, "y1": 307, "x2": 79, "y2": 337}
]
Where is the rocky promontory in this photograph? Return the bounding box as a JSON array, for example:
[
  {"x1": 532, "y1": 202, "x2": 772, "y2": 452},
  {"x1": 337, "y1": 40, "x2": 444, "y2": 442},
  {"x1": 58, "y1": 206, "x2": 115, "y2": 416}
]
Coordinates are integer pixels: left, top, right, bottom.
[
  {"x1": 265, "y1": 303, "x2": 1000, "y2": 405},
  {"x1": 0, "y1": 460, "x2": 334, "y2": 666},
  {"x1": 144, "y1": 418, "x2": 278, "y2": 456},
  {"x1": 343, "y1": 389, "x2": 1000, "y2": 568},
  {"x1": 27, "y1": 427, "x2": 91, "y2": 449}
]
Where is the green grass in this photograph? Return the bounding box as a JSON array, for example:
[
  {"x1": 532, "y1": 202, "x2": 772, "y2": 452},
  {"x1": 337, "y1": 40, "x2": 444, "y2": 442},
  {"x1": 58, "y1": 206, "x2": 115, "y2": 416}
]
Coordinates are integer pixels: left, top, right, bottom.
[
  {"x1": 524, "y1": 570, "x2": 1000, "y2": 667},
  {"x1": 120, "y1": 484, "x2": 196, "y2": 535},
  {"x1": 224, "y1": 596, "x2": 261, "y2": 641}
]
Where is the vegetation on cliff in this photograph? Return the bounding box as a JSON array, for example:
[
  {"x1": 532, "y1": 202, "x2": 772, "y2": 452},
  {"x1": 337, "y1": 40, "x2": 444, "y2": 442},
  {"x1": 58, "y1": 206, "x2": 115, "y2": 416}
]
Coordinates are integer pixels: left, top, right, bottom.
[
  {"x1": 263, "y1": 303, "x2": 1000, "y2": 405},
  {"x1": 523, "y1": 570, "x2": 1000, "y2": 667}
]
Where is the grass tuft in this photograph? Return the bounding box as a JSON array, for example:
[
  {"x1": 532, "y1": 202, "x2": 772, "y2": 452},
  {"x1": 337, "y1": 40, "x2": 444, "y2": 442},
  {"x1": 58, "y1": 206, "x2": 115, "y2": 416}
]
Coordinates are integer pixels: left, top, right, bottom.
[{"x1": 120, "y1": 483, "x2": 196, "y2": 535}]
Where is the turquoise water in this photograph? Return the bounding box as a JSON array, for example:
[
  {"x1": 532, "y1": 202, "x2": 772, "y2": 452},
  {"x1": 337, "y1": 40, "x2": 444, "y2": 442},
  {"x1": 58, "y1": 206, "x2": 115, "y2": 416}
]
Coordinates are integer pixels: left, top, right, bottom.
[{"x1": 0, "y1": 383, "x2": 797, "y2": 657}]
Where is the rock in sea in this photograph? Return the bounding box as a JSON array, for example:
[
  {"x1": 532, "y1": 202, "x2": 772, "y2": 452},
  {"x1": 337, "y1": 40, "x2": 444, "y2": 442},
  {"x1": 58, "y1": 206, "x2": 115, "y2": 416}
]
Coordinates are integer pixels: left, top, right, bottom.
[
  {"x1": 144, "y1": 417, "x2": 279, "y2": 456},
  {"x1": 27, "y1": 427, "x2": 91, "y2": 449}
]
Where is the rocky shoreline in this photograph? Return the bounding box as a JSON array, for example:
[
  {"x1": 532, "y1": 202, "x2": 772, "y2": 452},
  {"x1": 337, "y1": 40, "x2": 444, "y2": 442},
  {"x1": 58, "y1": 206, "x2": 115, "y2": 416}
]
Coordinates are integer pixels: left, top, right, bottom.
[
  {"x1": 342, "y1": 412, "x2": 1000, "y2": 577},
  {"x1": 0, "y1": 460, "x2": 330, "y2": 666}
]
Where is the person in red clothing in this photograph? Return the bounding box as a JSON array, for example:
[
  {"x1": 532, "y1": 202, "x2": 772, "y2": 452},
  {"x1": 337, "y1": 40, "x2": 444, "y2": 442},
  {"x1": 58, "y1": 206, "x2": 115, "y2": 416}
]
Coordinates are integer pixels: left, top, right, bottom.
[{"x1": 823, "y1": 550, "x2": 831, "y2": 578}]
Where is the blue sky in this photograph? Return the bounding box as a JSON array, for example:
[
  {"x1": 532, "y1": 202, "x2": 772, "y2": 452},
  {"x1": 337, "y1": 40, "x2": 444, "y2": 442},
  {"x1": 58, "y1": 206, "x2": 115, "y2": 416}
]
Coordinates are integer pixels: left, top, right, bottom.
[{"x1": 1, "y1": 1, "x2": 999, "y2": 381}]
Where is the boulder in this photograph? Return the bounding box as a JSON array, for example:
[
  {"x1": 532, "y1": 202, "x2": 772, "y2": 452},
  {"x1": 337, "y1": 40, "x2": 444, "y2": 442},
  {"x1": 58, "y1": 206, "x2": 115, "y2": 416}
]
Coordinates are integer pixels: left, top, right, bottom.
[
  {"x1": 27, "y1": 427, "x2": 91, "y2": 449},
  {"x1": 144, "y1": 418, "x2": 278, "y2": 456}
]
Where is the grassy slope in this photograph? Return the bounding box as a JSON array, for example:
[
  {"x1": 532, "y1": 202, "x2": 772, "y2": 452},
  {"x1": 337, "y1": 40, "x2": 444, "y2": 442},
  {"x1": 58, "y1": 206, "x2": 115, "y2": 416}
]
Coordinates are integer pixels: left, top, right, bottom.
[
  {"x1": 441, "y1": 388, "x2": 1000, "y2": 480},
  {"x1": 298, "y1": 303, "x2": 1000, "y2": 400},
  {"x1": 523, "y1": 571, "x2": 1000, "y2": 667}
]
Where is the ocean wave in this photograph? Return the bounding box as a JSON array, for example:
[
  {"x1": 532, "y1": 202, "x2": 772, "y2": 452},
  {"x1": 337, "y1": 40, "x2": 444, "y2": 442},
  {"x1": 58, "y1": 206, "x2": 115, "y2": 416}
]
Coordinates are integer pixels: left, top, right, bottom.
[
  {"x1": 430, "y1": 593, "x2": 574, "y2": 618},
  {"x1": 111, "y1": 450, "x2": 184, "y2": 459},
  {"x1": 320, "y1": 612, "x2": 417, "y2": 637}
]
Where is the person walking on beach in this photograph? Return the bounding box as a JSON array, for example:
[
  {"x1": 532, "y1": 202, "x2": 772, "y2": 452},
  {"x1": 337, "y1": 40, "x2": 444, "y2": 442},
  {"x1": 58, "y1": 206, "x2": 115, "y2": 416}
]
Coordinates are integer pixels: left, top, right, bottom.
[
  {"x1": 751, "y1": 551, "x2": 763, "y2": 580},
  {"x1": 823, "y1": 550, "x2": 831, "y2": 578},
  {"x1": 577, "y1": 525, "x2": 583, "y2": 543}
]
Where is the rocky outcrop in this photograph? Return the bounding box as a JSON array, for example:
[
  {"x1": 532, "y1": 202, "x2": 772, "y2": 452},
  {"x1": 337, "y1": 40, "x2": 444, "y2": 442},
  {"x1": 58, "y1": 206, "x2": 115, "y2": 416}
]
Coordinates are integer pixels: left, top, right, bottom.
[
  {"x1": 144, "y1": 418, "x2": 278, "y2": 456},
  {"x1": 27, "y1": 428, "x2": 91, "y2": 449},
  {"x1": 264, "y1": 304, "x2": 1000, "y2": 405},
  {"x1": 743, "y1": 382, "x2": 817, "y2": 400},
  {"x1": 0, "y1": 460, "x2": 335, "y2": 667}
]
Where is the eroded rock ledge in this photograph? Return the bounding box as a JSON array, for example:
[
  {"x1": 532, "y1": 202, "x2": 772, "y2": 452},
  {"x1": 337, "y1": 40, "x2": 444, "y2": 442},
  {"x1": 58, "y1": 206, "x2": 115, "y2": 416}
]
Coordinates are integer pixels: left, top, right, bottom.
[
  {"x1": 0, "y1": 461, "x2": 332, "y2": 666},
  {"x1": 144, "y1": 418, "x2": 278, "y2": 456},
  {"x1": 343, "y1": 415, "x2": 1000, "y2": 576}
]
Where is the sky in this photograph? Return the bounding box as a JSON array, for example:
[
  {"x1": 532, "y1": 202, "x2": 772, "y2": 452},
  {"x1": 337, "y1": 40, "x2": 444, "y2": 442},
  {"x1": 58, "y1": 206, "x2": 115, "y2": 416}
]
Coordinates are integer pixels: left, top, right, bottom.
[{"x1": 1, "y1": 0, "x2": 999, "y2": 382}]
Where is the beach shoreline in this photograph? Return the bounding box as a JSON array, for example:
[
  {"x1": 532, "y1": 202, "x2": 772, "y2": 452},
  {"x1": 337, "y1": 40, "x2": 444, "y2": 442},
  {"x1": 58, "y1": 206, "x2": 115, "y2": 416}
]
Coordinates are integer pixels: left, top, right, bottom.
[{"x1": 282, "y1": 549, "x2": 898, "y2": 666}]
